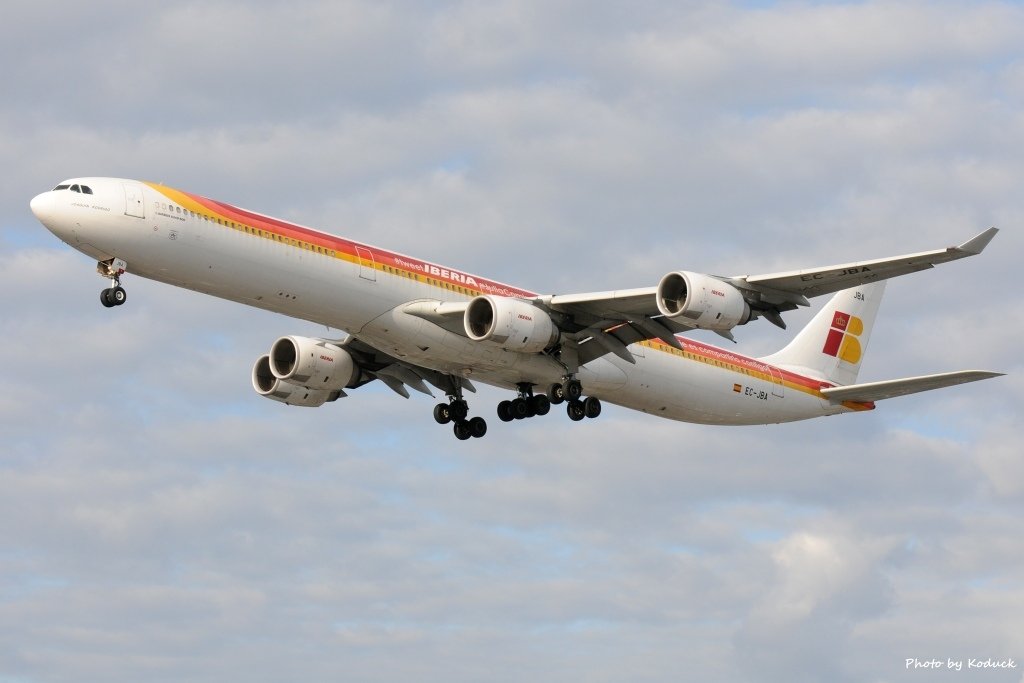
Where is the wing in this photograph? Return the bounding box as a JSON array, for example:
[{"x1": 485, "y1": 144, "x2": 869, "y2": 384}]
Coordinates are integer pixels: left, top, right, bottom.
[
  {"x1": 819, "y1": 370, "x2": 1003, "y2": 403},
  {"x1": 729, "y1": 227, "x2": 998, "y2": 301},
  {"x1": 539, "y1": 228, "x2": 998, "y2": 365},
  {"x1": 401, "y1": 229, "x2": 997, "y2": 369}
]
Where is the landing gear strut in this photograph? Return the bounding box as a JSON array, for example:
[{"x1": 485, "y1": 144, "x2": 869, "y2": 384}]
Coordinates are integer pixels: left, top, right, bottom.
[
  {"x1": 97, "y1": 258, "x2": 128, "y2": 308},
  {"x1": 433, "y1": 379, "x2": 487, "y2": 440}
]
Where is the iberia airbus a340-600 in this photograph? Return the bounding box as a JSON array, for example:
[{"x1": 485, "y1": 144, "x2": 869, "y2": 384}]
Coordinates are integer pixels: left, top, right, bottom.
[{"x1": 31, "y1": 178, "x2": 1002, "y2": 440}]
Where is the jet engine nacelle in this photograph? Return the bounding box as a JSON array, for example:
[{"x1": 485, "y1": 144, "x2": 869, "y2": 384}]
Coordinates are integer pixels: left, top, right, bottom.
[
  {"x1": 251, "y1": 354, "x2": 343, "y2": 407},
  {"x1": 268, "y1": 335, "x2": 360, "y2": 391},
  {"x1": 656, "y1": 271, "x2": 751, "y2": 331},
  {"x1": 464, "y1": 295, "x2": 560, "y2": 353}
]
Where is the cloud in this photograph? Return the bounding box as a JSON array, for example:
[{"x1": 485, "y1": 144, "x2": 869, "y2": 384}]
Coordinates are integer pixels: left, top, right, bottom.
[
  {"x1": 2, "y1": 1, "x2": 1022, "y2": 682},
  {"x1": 735, "y1": 529, "x2": 896, "y2": 682},
  {"x1": 620, "y1": 2, "x2": 1024, "y2": 101}
]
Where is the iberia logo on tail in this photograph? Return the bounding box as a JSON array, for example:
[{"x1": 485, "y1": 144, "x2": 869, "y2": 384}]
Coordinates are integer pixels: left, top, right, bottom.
[{"x1": 822, "y1": 311, "x2": 864, "y2": 364}]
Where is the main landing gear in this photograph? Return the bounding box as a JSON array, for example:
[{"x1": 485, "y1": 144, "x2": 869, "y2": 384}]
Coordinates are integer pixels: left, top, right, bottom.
[
  {"x1": 97, "y1": 258, "x2": 128, "y2": 308},
  {"x1": 496, "y1": 383, "x2": 551, "y2": 422},
  {"x1": 432, "y1": 377, "x2": 602, "y2": 440},
  {"x1": 497, "y1": 378, "x2": 602, "y2": 426},
  {"x1": 547, "y1": 378, "x2": 602, "y2": 422},
  {"x1": 432, "y1": 385, "x2": 487, "y2": 441}
]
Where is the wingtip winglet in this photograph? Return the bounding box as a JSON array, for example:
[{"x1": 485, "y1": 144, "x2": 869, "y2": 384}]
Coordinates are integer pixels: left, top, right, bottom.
[{"x1": 957, "y1": 227, "x2": 998, "y2": 255}]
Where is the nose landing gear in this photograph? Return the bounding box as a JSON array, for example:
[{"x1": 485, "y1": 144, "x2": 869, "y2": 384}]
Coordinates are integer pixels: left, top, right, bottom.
[{"x1": 97, "y1": 258, "x2": 128, "y2": 308}]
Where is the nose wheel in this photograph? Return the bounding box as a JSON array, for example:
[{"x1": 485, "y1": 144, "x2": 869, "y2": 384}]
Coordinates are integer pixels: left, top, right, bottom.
[{"x1": 100, "y1": 286, "x2": 127, "y2": 308}]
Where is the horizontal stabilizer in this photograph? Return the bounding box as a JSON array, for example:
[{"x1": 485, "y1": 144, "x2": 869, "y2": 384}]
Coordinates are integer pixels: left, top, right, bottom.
[{"x1": 820, "y1": 370, "x2": 1003, "y2": 403}]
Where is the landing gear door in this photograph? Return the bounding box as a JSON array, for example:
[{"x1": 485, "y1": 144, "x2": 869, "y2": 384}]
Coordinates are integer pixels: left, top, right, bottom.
[
  {"x1": 768, "y1": 366, "x2": 785, "y2": 398},
  {"x1": 355, "y1": 246, "x2": 376, "y2": 281},
  {"x1": 123, "y1": 183, "x2": 145, "y2": 218}
]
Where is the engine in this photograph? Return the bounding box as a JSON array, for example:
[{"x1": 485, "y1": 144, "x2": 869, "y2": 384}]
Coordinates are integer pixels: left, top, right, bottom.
[
  {"x1": 464, "y1": 295, "x2": 560, "y2": 353},
  {"x1": 251, "y1": 336, "x2": 361, "y2": 407},
  {"x1": 269, "y1": 336, "x2": 359, "y2": 390},
  {"x1": 251, "y1": 354, "x2": 342, "y2": 407},
  {"x1": 656, "y1": 271, "x2": 751, "y2": 331}
]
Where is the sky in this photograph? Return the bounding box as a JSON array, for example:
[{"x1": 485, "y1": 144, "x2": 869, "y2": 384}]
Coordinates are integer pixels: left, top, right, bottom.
[{"x1": 2, "y1": 1, "x2": 1023, "y2": 681}]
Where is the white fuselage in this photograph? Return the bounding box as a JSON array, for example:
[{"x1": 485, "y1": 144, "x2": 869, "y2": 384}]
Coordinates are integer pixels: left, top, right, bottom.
[{"x1": 31, "y1": 177, "x2": 862, "y2": 425}]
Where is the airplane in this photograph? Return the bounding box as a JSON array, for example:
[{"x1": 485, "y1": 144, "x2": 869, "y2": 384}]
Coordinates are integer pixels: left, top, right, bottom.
[{"x1": 30, "y1": 177, "x2": 1003, "y2": 440}]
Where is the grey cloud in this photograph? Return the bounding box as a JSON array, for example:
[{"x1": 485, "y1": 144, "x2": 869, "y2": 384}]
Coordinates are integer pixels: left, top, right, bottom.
[{"x1": 3, "y1": 1, "x2": 1023, "y2": 682}]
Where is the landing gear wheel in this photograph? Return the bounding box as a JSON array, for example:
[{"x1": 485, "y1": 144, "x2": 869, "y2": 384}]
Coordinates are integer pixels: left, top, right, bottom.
[
  {"x1": 454, "y1": 421, "x2": 472, "y2": 440},
  {"x1": 583, "y1": 396, "x2": 602, "y2": 419},
  {"x1": 548, "y1": 383, "x2": 566, "y2": 405},
  {"x1": 449, "y1": 400, "x2": 469, "y2": 422},
  {"x1": 531, "y1": 394, "x2": 551, "y2": 416},
  {"x1": 563, "y1": 379, "x2": 583, "y2": 402},
  {"x1": 100, "y1": 285, "x2": 126, "y2": 307},
  {"x1": 567, "y1": 401, "x2": 586, "y2": 422},
  {"x1": 468, "y1": 416, "x2": 488, "y2": 438},
  {"x1": 497, "y1": 400, "x2": 514, "y2": 422},
  {"x1": 511, "y1": 398, "x2": 530, "y2": 420},
  {"x1": 433, "y1": 403, "x2": 452, "y2": 424}
]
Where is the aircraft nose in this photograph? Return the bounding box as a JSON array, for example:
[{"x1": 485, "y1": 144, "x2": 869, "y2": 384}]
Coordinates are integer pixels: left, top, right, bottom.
[{"x1": 30, "y1": 191, "x2": 53, "y2": 224}]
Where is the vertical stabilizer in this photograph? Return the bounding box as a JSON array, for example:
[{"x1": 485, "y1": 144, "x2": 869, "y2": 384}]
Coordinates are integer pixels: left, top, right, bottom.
[{"x1": 760, "y1": 281, "x2": 886, "y2": 386}]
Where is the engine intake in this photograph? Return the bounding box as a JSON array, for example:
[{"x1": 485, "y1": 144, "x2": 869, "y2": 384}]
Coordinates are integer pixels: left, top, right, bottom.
[
  {"x1": 464, "y1": 295, "x2": 560, "y2": 353},
  {"x1": 656, "y1": 271, "x2": 751, "y2": 331},
  {"x1": 268, "y1": 336, "x2": 360, "y2": 391},
  {"x1": 251, "y1": 354, "x2": 343, "y2": 407}
]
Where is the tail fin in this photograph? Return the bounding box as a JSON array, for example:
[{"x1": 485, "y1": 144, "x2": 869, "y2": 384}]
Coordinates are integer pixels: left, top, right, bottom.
[{"x1": 760, "y1": 281, "x2": 886, "y2": 386}]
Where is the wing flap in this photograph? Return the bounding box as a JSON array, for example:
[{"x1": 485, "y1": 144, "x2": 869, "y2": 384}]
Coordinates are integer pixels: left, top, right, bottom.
[
  {"x1": 546, "y1": 287, "x2": 657, "y2": 318},
  {"x1": 340, "y1": 336, "x2": 473, "y2": 397},
  {"x1": 820, "y1": 370, "x2": 1003, "y2": 403}
]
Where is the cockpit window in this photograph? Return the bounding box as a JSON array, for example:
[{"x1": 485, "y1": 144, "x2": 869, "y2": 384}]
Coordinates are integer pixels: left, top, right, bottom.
[{"x1": 50, "y1": 183, "x2": 92, "y2": 193}]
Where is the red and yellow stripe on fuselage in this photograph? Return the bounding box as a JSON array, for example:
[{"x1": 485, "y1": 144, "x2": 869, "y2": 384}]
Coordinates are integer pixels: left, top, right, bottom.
[
  {"x1": 145, "y1": 182, "x2": 536, "y2": 300},
  {"x1": 640, "y1": 337, "x2": 874, "y2": 411}
]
